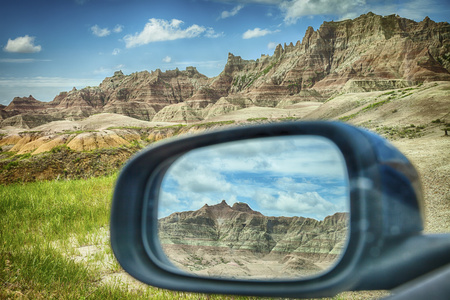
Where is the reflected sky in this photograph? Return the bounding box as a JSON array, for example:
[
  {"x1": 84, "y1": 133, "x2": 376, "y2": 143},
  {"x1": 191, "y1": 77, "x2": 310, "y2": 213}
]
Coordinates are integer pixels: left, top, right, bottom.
[{"x1": 159, "y1": 135, "x2": 349, "y2": 220}]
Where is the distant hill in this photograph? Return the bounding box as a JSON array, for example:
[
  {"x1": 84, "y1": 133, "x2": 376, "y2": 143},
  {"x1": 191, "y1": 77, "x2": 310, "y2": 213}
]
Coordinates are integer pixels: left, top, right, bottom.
[
  {"x1": 158, "y1": 200, "x2": 348, "y2": 278},
  {"x1": 1, "y1": 12, "x2": 449, "y2": 127}
]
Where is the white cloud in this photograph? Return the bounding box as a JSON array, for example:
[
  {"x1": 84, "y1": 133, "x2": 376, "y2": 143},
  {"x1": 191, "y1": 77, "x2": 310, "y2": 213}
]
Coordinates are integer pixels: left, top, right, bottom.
[
  {"x1": 205, "y1": 28, "x2": 223, "y2": 38},
  {"x1": 267, "y1": 42, "x2": 277, "y2": 50},
  {"x1": 112, "y1": 48, "x2": 121, "y2": 55},
  {"x1": 158, "y1": 135, "x2": 349, "y2": 219},
  {"x1": 158, "y1": 191, "x2": 182, "y2": 217},
  {"x1": 219, "y1": 5, "x2": 244, "y2": 19},
  {"x1": 3, "y1": 35, "x2": 42, "y2": 53},
  {"x1": 354, "y1": 0, "x2": 444, "y2": 22},
  {"x1": 113, "y1": 24, "x2": 124, "y2": 33},
  {"x1": 91, "y1": 25, "x2": 111, "y2": 37},
  {"x1": 243, "y1": 28, "x2": 280, "y2": 39},
  {"x1": 281, "y1": 0, "x2": 367, "y2": 24},
  {"x1": 91, "y1": 24, "x2": 124, "y2": 37},
  {"x1": 123, "y1": 18, "x2": 207, "y2": 48},
  {"x1": 254, "y1": 190, "x2": 341, "y2": 219},
  {"x1": 162, "y1": 56, "x2": 172, "y2": 63},
  {"x1": 93, "y1": 64, "x2": 125, "y2": 75},
  {"x1": 168, "y1": 161, "x2": 232, "y2": 194},
  {"x1": 275, "y1": 177, "x2": 321, "y2": 193}
]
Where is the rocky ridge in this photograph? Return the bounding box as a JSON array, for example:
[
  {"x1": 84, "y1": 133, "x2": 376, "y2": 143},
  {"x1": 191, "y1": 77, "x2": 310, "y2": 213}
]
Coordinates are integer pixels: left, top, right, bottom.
[
  {"x1": 1, "y1": 13, "x2": 449, "y2": 127},
  {"x1": 158, "y1": 200, "x2": 348, "y2": 278}
]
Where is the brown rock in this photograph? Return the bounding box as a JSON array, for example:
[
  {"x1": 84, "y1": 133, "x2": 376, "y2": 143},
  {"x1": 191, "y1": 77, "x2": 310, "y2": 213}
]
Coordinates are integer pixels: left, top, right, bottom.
[{"x1": 1, "y1": 13, "x2": 449, "y2": 125}]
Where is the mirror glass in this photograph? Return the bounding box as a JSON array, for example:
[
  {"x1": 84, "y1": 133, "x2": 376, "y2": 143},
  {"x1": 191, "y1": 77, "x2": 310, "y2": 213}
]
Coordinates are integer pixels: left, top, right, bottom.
[{"x1": 157, "y1": 135, "x2": 349, "y2": 279}]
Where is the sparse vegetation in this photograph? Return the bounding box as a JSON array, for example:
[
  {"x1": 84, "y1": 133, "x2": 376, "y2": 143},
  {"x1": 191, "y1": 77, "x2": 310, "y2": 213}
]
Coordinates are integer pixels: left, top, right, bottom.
[
  {"x1": 51, "y1": 145, "x2": 72, "y2": 153},
  {"x1": 375, "y1": 124, "x2": 426, "y2": 139},
  {"x1": 262, "y1": 62, "x2": 276, "y2": 75},
  {"x1": 106, "y1": 126, "x2": 148, "y2": 130},
  {"x1": 3, "y1": 161, "x2": 19, "y2": 170},
  {"x1": 361, "y1": 99, "x2": 391, "y2": 112},
  {"x1": 60, "y1": 129, "x2": 98, "y2": 135},
  {"x1": 18, "y1": 153, "x2": 31, "y2": 160},
  {"x1": 247, "y1": 117, "x2": 268, "y2": 122},
  {"x1": 195, "y1": 120, "x2": 236, "y2": 128},
  {"x1": 339, "y1": 113, "x2": 359, "y2": 122},
  {"x1": 278, "y1": 116, "x2": 300, "y2": 121},
  {"x1": 287, "y1": 79, "x2": 302, "y2": 95},
  {"x1": 18, "y1": 130, "x2": 43, "y2": 135}
]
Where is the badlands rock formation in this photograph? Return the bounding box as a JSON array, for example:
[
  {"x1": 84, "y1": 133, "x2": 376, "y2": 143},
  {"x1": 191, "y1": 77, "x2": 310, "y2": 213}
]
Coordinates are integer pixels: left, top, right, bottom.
[
  {"x1": 1, "y1": 13, "x2": 449, "y2": 126},
  {"x1": 159, "y1": 200, "x2": 348, "y2": 278}
]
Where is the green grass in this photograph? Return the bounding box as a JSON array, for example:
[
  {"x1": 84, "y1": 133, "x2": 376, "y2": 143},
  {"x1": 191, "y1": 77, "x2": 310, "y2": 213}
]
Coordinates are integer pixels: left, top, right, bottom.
[
  {"x1": 361, "y1": 99, "x2": 391, "y2": 112},
  {"x1": 375, "y1": 124, "x2": 426, "y2": 139},
  {"x1": 0, "y1": 176, "x2": 116, "y2": 298},
  {"x1": 0, "y1": 176, "x2": 287, "y2": 299},
  {"x1": 106, "y1": 126, "x2": 149, "y2": 130},
  {"x1": 59, "y1": 130, "x2": 98, "y2": 135},
  {"x1": 0, "y1": 175, "x2": 365, "y2": 299},
  {"x1": 338, "y1": 113, "x2": 359, "y2": 122},
  {"x1": 195, "y1": 120, "x2": 236, "y2": 128},
  {"x1": 247, "y1": 117, "x2": 269, "y2": 122}
]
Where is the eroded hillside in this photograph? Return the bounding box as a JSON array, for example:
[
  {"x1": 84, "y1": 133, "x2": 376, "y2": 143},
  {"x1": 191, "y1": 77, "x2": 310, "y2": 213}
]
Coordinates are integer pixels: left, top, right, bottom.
[
  {"x1": 1, "y1": 12, "x2": 449, "y2": 126},
  {"x1": 159, "y1": 200, "x2": 348, "y2": 278}
]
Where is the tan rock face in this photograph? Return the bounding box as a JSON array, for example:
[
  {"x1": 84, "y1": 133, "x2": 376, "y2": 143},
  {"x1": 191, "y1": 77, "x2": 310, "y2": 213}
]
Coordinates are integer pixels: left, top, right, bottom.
[
  {"x1": 1, "y1": 13, "x2": 448, "y2": 125},
  {"x1": 66, "y1": 131, "x2": 129, "y2": 151},
  {"x1": 159, "y1": 200, "x2": 348, "y2": 279}
]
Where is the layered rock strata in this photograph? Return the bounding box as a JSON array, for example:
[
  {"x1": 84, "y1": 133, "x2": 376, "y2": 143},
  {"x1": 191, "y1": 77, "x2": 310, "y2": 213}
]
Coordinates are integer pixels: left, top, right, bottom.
[
  {"x1": 1, "y1": 13, "x2": 449, "y2": 125},
  {"x1": 158, "y1": 200, "x2": 348, "y2": 278}
]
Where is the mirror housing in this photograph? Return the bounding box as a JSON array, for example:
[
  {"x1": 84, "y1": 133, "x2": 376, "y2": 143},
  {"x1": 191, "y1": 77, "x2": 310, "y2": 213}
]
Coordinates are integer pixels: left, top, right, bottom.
[{"x1": 110, "y1": 121, "x2": 450, "y2": 298}]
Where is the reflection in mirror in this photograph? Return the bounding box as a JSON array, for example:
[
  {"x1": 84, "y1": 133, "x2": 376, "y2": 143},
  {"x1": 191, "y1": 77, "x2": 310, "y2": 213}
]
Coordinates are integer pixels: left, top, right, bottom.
[{"x1": 158, "y1": 136, "x2": 349, "y2": 280}]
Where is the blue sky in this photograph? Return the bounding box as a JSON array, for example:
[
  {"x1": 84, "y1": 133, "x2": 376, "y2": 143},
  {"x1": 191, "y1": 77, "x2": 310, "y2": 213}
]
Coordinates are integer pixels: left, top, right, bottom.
[
  {"x1": 1, "y1": 0, "x2": 449, "y2": 105},
  {"x1": 159, "y1": 136, "x2": 349, "y2": 220}
]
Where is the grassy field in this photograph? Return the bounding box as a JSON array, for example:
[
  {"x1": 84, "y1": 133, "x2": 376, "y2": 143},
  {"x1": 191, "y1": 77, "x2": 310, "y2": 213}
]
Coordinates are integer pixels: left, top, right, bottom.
[
  {"x1": 0, "y1": 176, "x2": 270, "y2": 299},
  {"x1": 0, "y1": 175, "x2": 386, "y2": 299}
]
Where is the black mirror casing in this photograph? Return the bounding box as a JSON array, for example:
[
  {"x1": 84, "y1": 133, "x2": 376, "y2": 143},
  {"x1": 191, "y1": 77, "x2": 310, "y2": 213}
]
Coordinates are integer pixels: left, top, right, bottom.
[{"x1": 110, "y1": 121, "x2": 450, "y2": 298}]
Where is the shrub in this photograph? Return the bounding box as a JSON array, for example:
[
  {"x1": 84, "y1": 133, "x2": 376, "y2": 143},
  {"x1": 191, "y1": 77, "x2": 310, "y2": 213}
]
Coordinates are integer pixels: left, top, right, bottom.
[
  {"x1": 4, "y1": 161, "x2": 19, "y2": 170},
  {"x1": 51, "y1": 145, "x2": 71, "y2": 153}
]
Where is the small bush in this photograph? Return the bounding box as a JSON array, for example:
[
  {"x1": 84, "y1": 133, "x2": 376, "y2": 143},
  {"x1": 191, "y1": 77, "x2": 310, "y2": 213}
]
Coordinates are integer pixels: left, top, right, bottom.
[
  {"x1": 18, "y1": 153, "x2": 32, "y2": 159},
  {"x1": 4, "y1": 161, "x2": 19, "y2": 170},
  {"x1": 51, "y1": 145, "x2": 71, "y2": 153}
]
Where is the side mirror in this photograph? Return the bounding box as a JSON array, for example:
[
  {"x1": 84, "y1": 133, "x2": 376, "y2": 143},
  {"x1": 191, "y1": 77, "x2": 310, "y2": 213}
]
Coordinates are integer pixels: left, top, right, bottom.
[{"x1": 110, "y1": 121, "x2": 450, "y2": 298}]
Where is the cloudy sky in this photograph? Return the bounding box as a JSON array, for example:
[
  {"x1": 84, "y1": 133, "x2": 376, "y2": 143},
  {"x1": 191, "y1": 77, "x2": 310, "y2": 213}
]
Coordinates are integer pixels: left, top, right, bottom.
[
  {"x1": 1, "y1": 0, "x2": 449, "y2": 105},
  {"x1": 159, "y1": 136, "x2": 349, "y2": 220}
]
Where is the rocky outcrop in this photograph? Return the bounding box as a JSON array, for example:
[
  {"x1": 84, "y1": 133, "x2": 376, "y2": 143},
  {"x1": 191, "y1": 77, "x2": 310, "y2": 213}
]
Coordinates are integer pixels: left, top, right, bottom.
[
  {"x1": 1, "y1": 113, "x2": 60, "y2": 129},
  {"x1": 159, "y1": 201, "x2": 348, "y2": 277},
  {"x1": 1, "y1": 13, "x2": 449, "y2": 125}
]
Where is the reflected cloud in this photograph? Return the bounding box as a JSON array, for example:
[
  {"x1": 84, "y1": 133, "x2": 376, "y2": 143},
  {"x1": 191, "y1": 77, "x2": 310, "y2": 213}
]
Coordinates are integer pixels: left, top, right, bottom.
[{"x1": 160, "y1": 136, "x2": 349, "y2": 219}]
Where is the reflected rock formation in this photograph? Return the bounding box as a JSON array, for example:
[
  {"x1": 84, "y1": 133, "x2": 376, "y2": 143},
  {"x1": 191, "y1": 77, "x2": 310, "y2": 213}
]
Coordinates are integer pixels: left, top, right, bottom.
[{"x1": 158, "y1": 200, "x2": 348, "y2": 279}]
